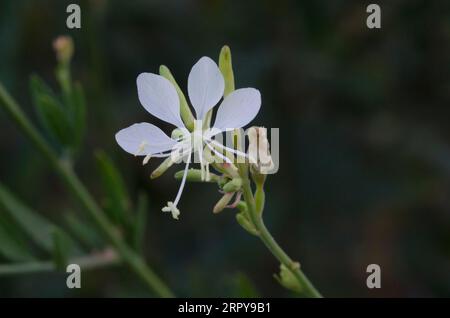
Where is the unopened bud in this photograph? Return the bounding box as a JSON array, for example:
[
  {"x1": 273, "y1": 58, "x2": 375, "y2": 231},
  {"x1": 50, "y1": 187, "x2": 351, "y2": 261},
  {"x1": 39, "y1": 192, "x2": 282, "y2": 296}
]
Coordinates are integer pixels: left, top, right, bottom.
[
  {"x1": 53, "y1": 36, "x2": 74, "y2": 64},
  {"x1": 160, "y1": 65, "x2": 195, "y2": 131},
  {"x1": 174, "y1": 169, "x2": 219, "y2": 182},
  {"x1": 213, "y1": 192, "x2": 234, "y2": 214},
  {"x1": 222, "y1": 177, "x2": 242, "y2": 193},
  {"x1": 236, "y1": 212, "x2": 259, "y2": 236},
  {"x1": 150, "y1": 157, "x2": 174, "y2": 179}
]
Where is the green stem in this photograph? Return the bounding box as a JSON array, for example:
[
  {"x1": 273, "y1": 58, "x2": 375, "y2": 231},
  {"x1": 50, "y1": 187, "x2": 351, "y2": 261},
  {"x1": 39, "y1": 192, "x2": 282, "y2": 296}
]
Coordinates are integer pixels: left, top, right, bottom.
[
  {"x1": 0, "y1": 249, "x2": 119, "y2": 276},
  {"x1": 238, "y1": 164, "x2": 322, "y2": 298},
  {"x1": 0, "y1": 83, "x2": 174, "y2": 298}
]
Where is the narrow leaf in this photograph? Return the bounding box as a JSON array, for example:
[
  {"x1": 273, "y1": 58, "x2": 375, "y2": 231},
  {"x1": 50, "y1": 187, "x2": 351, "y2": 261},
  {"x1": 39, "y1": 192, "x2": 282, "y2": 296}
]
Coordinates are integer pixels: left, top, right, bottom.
[
  {"x1": 0, "y1": 182, "x2": 82, "y2": 256},
  {"x1": 52, "y1": 229, "x2": 69, "y2": 270},
  {"x1": 64, "y1": 213, "x2": 104, "y2": 250},
  {"x1": 132, "y1": 192, "x2": 148, "y2": 252},
  {"x1": 71, "y1": 82, "x2": 86, "y2": 148},
  {"x1": 232, "y1": 272, "x2": 260, "y2": 298},
  {"x1": 0, "y1": 215, "x2": 35, "y2": 262},
  {"x1": 95, "y1": 150, "x2": 131, "y2": 226},
  {"x1": 0, "y1": 183, "x2": 55, "y2": 252},
  {"x1": 29, "y1": 75, "x2": 73, "y2": 147}
]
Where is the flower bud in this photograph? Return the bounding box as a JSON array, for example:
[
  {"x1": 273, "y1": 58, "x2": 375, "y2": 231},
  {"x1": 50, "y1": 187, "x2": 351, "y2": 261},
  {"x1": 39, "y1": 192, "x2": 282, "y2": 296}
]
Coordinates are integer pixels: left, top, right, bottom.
[
  {"x1": 234, "y1": 202, "x2": 259, "y2": 235},
  {"x1": 160, "y1": 65, "x2": 195, "y2": 131},
  {"x1": 213, "y1": 192, "x2": 234, "y2": 214},
  {"x1": 236, "y1": 213, "x2": 259, "y2": 235},
  {"x1": 53, "y1": 36, "x2": 74, "y2": 64},
  {"x1": 222, "y1": 177, "x2": 242, "y2": 193},
  {"x1": 174, "y1": 169, "x2": 219, "y2": 182},
  {"x1": 150, "y1": 157, "x2": 174, "y2": 179},
  {"x1": 219, "y1": 45, "x2": 235, "y2": 97}
]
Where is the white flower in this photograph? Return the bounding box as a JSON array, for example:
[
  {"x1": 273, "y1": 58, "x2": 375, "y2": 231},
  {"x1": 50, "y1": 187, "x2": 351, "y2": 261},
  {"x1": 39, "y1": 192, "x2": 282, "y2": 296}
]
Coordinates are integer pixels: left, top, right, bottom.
[{"x1": 115, "y1": 56, "x2": 261, "y2": 219}]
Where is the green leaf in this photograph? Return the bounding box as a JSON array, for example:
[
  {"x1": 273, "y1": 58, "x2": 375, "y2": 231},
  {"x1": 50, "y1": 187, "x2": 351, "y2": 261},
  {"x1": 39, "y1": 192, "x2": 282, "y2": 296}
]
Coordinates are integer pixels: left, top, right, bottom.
[
  {"x1": 52, "y1": 229, "x2": 70, "y2": 270},
  {"x1": 0, "y1": 182, "x2": 82, "y2": 256},
  {"x1": 0, "y1": 183, "x2": 56, "y2": 252},
  {"x1": 232, "y1": 272, "x2": 260, "y2": 298},
  {"x1": 64, "y1": 213, "x2": 104, "y2": 250},
  {"x1": 0, "y1": 214, "x2": 35, "y2": 262},
  {"x1": 70, "y1": 82, "x2": 86, "y2": 149},
  {"x1": 132, "y1": 193, "x2": 148, "y2": 252},
  {"x1": 95, "y1": 150, "x2": 131, "y2": 226},
  {"x1": 29, "y1": 75, "x2": 73, "y2": 147}
]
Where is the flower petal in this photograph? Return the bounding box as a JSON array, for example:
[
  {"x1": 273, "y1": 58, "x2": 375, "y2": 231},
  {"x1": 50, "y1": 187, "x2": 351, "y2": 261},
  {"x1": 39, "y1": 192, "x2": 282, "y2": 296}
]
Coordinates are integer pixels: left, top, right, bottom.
[
  {"x1": 115, "y1": 122, "x2": 178, "y2": 156},
  {"x1": 137, "y1": 73, "x2": 184, "y2": 127},
  {"x1": 212, "y1": 88, "x2": 261, "y2": 131},
  {"x1": 188, "y1": 56, "x2": 224, "y2": 120}
]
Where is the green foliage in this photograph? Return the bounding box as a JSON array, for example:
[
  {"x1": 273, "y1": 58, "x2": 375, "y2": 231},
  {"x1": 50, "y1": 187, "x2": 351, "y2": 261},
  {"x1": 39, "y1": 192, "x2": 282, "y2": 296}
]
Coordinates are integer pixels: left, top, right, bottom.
[
  {"x1": 0, "y1": 213, "x2": 35, "y2": 262},
  {"x1": 70, "y1": 82, "x2": 87, "y2": 148},
  {"x1": 231, "y1": 273, "x2": 260, "y2": 298},
  {"x1": 132, "y1": 192, "x2": 148, "y2": 252},
  {"x1": 29, "y1": 57, "x2": 86, "y2": 157},
  {"x1": 95, "y1": 150, "x2": 131, "y2": 227},
  {"x1": 52, "y1": 229, "x2": 70, "y2": 270},
  {"x1": 30, "y1": 75, "x2": 73, "y2": 148},
  {"x1": 0, "y1": 182, "x2": 58, "y2": 253},
  {"x1": 0, "y1": 182, "x2": 83, "y2": 262},
  {"x1": 64, "y1": 213, "x2": 104, "y2": 250},
  {"x1": 95, "y1": 150, "x2": 150, "y2": 251}
]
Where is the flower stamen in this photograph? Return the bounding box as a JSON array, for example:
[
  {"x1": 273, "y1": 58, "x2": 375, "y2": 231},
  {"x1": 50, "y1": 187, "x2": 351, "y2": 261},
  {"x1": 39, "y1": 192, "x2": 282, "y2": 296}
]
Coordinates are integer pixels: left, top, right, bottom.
[{"x1": 162, "y1": 149, "x2": 192, "y2": 219}]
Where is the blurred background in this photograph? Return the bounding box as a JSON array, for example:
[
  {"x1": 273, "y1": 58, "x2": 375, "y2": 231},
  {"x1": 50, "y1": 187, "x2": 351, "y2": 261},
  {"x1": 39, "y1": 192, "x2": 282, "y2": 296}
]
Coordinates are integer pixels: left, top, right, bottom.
[{"x1": 1, "y1": 0, "x2": 450, "y2": 297}]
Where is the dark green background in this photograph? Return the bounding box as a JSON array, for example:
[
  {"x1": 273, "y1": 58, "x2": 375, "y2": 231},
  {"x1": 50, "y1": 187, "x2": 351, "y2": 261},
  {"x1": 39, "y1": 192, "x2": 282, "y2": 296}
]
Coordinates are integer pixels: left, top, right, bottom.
[{"x1": 1, "y1": 0, "x2": 450, "y2": 297}]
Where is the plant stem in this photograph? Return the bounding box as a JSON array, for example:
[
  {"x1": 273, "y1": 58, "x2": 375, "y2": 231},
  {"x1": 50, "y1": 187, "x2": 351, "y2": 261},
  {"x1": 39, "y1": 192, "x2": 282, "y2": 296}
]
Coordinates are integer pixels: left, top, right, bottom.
[
  {"x1": 238, "y1": 164, "x2": 322, "y2": 298},
  {"x1": 0, "y1": 83, "x2": 174, "y2": 298},
  {"x1": 0, "y1": 249, "x2": 119, "y2": 275}
]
